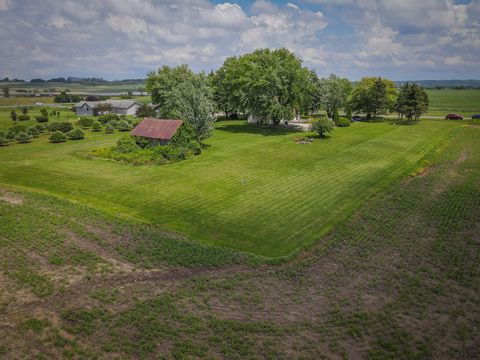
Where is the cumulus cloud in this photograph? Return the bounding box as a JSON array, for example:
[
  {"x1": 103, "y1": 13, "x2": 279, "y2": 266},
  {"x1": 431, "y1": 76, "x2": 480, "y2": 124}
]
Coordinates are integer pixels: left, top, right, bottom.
[{"x1": 0, "y1": 0, "x2": 478, "y2": 80}]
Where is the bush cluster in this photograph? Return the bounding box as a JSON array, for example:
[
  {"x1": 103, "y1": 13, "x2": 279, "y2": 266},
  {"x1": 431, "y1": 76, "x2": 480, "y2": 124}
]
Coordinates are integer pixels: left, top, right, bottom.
[
  {"x1": 77, "y1": 117, "x2": 95, "y2": 128},
  {"x1": 104, "y1": 124, "x2": 115, "y2": 133},
  {"x1": 49, "y1": 131, "x2": 67, "y2": 143},
  {"x1": 91, "y1": 121, "x2": 102, "y2": 132},
  {"x1": 16, "y1": 132, "x2": 32, "y2": 143},
  {"x1": 17, "y1": 115, "x2": 30, "y2": 121},
  {"x1": 36, "y1": 116, "x2": 49, "y2": 123},
  {"x1": 98, "y1": 114, "x2": 120, "y2": 124},
  {"x1": 27, "y1": 126, "x2": 40, "y2": 138},
  {"x1": 67, "y1": 128, "x2": 85, "y2": 140},
  {"x1": 91, "y1": 123, "x2": 201, "y2": 165},
  {"x1": 48, "y1": 121, "x2": 74, "y2": 133},
  {"x1": 336, "y1": 117, "x2": 351, "y2": 127},
  {"x1": 0, "y1": 135, "x2": 8, "y2": 146}
]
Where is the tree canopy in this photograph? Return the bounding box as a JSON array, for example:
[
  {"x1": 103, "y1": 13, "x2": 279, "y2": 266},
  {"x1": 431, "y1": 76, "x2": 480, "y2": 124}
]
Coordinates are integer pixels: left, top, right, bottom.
[
  {"x1": 146, "y1": 65, "x2": 215, "y2": 143},
  {"x1": 213, "y1": 48, "x2": 312, "y2": 125},
  {"x1": 349, "y1": 77, "x2": 397, "y2": 120},
  {"x1": 394, "y1": 83, "x2": 429, "y2": 124},
  {"x1": 316, "y1": 74, "x2": 352, "y2": 118}
]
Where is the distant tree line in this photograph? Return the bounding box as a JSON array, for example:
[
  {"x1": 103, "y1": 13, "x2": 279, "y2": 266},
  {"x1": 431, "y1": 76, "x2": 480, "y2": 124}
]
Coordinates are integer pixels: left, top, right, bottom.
[{"x1": 145, "y1": 48, "x2": 431, "y2": 139}]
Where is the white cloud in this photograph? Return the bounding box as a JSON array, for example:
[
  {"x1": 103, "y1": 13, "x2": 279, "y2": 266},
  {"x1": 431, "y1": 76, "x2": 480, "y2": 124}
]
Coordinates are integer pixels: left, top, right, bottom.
[
  {"x1": 0, "y1": 0, "x2": 10, "y2": 11},
  {"x1": 444, "y1": 55, "x2": 462, "y2": 65},
  {"x1": 0, "y1": 0, "x2": 478, "y2": 80}
]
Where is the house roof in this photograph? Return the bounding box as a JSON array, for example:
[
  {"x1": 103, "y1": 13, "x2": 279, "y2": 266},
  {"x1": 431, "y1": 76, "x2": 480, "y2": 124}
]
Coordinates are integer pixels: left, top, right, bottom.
[
  {"x1": 74, "y1": 99, "x2": 141, "y2": 109},
  {"x1": 131, "y1": 118, "x2": 183, "y2": 140}
]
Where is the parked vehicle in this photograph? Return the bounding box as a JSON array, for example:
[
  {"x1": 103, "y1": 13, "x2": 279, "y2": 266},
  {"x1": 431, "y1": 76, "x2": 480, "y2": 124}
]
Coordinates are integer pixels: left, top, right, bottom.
[
  {"x1": 445, "y1": 113, "x2": 463, "y2": 120},
  {"x1": 352, "y1": 115, "x2": 361, "y2": 121},
  {"x1": 472, "y1": 114, "x2": 480, "y2": 119}
]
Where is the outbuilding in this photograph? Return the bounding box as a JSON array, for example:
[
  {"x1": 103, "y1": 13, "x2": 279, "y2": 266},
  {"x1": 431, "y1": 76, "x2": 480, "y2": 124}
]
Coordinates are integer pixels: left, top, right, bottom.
[
  {"x1": 131, "y1": 118, "x2": 183, "y2": 146},
  {"x1": 74, "y1": 99, "x2": 142, "y2": 116}
]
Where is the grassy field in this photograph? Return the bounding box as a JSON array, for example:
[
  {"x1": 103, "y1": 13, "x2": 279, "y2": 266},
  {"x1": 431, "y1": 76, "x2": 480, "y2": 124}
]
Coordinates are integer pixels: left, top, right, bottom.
[
  {"x1": 0, "y1": 122, "x2": 478, "y2": 358},
  {"x1": 0, "y1": 115, "x2": 461, "y2": 257},
  {"x1": 2, "y1": 81, "x2": 145, "y2": 95},
  {"x1": 425, "y1": 89, "x2": 480, "y2": 117}
]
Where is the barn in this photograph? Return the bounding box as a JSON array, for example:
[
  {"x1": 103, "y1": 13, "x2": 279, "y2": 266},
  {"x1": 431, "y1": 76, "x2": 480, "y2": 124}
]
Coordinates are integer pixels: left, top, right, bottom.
[
  {"x1": 74, "y1": 100, "x2": 142, "y2": 116},
  {"x1": 131, "y1": 118, "x2": 183, "y2": 146}
]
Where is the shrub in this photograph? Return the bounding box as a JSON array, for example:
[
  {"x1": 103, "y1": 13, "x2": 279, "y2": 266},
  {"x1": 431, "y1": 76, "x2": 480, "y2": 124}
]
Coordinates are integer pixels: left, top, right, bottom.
[
  {"x1": 67, "y1": 128, "x2": 85, "y2": 140},
  {"x1": 9, "y1": 124, "x2": 27, "y2": 135},
  {"x1": 16, "y1": 132, "x2": 32, "y2": 143},
  {"x1": 36, "y1": 116, "x2": 49, "y2": 123},
  {"x1": 40, "y1": 108, "x2": 49, "y2": 117},
  {"x1": 17, "y1": 115, "x2": 30, "y2": 121},
  {"x1": 76, "y1": 117, "x2": 94, "y2": 128},
  {"x1": 0, "y1": 136, "x2": 8, "y2": 146},
  {"x1": 311, "y1": 117, "x2": 334, "y2": 137},
  {"x1": 117, "y1": 120, "x2": 132, "y2": 131},
  {"x1": 104, "y1": 124, "x2": 114, "y2": 133},
  {"x1": 345, "y1": 108, "x2": 352, "y2": 121},
  {"x1": 336, "y1": 117, "x2": 351, "y2": 127},
  {"x1": 49, "y1": 131, "x2": 67, "y2": 143},
  {"x1": 91, "y1": 121, "x2": 102, "y2": 132},
  {"x1": 27, "y1": 126, "x2": 40, "y2": 138},
  {"x1": 6, "y1": 131, "x2": 15, "y2": 140},
  {"x1": 35, "y1": 124, "x2": 47, "y2": 133},
  {"x1": 116, "y1": 135, "x2": 140, "y2": 153},
  {"x1": 332, "y1": 108, "x2": 340, "y2": 125},
  {"x1": 98, "y1": 114, "x2": 119, "y2": 124},
  {"x1": 48, "y1": 121, "x2": 73, "y2": 133}
]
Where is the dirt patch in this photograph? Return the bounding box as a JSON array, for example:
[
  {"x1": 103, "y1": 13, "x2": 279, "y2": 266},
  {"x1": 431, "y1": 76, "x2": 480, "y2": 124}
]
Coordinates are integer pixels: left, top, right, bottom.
[
  {"x1": 413, "y1": 166, "x2": 435, "y2": 178},
  {"x1": 0, "y1": 190, "x2": 24, "y2": 205},
  {"x1": 454, "y1": 151, "x2": 468, "y2": 165}
]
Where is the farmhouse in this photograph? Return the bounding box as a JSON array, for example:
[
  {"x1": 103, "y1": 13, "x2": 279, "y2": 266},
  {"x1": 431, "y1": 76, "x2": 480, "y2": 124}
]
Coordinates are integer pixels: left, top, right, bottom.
[
  {"x1": 131, "y1": 118, "x2": 183, "y2": 146},
  {"x1": 74, "y1": 99, "x2": 142, "y2": 116}
]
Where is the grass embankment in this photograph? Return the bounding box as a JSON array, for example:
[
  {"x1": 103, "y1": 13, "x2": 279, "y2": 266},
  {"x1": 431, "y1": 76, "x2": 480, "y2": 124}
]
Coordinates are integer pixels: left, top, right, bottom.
[
  {"x1": 0, "y1": 119, "x2": 458, "y2": 257},
  {"x1": 0, "y1": 123, "x2": 478, "y2": 358}
]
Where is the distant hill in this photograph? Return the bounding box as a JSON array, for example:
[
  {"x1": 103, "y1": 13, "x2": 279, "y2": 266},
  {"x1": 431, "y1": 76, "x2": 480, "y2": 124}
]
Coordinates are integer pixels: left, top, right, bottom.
[
  {"x1": 0, "y1": 77, "x2": 145, "y2": 85},
  {"x1": 395, "y1": 79, "x2": 480, "y2": 89}
]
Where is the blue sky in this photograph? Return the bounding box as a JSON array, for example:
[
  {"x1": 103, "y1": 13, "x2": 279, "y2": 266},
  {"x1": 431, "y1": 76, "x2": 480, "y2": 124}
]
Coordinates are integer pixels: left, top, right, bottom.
[{"x1": 0, "y1": 0, "x2": 479, "y2": 81}]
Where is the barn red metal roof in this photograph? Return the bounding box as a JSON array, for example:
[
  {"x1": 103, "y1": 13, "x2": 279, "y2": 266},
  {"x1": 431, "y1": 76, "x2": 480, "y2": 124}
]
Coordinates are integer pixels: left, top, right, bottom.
[{"x1": 131, "y1": 118, "x2": 183, "y2": 140}]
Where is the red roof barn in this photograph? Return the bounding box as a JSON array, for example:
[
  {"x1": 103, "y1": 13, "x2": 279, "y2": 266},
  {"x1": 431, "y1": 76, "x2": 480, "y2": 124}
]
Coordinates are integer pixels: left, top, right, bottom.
[{"x1": 131, "y1": 118, "x2": 183, "y2": 145}]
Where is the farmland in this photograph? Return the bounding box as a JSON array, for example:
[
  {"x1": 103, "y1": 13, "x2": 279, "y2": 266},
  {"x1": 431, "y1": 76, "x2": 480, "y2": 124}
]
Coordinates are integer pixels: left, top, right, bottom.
[
  {"x1": 0, "y1": 88, "x2": 479, "y2": 357},
  {"x1": 425, "y1": 89, "x2": 480, "y2": 117},
  {"x1": 0, "y1": 120, "x2": 478, "y2": 358}
]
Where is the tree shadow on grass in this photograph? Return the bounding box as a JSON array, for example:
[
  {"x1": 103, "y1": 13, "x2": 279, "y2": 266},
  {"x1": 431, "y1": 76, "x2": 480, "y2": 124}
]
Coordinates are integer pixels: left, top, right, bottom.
[{"x1": 215, "y1": 122, "x2": 302, "y2": 137}]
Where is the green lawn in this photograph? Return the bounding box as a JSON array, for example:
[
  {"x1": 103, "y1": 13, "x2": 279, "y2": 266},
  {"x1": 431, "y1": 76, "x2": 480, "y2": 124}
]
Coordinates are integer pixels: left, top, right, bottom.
[{"x1": 0, "y1": 118, "x2": 459, "y2": 257}]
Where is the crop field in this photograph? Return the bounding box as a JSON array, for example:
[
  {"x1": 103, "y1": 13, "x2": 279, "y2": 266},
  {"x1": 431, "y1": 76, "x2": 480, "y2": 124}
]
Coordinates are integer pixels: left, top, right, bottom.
[
  {"x1": 0, "y1": 116, "x2": 462, "y2": 257},
  {"x1": 425, "y1": 89, "x2": 480, "y2": 117},
  {"x1": 2, "y1": 81, "x2": 145, "y2": 95},
  {"x1": 0, "y1": 121, "x2": 478, "y2": 358}
]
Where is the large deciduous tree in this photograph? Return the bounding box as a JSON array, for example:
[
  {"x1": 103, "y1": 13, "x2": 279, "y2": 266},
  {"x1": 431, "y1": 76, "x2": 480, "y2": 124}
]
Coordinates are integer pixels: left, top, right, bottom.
[
  {"x1": 215, "y1": 48, "x2": 313, "y2": 125},
  {"x1": 146, "y1": 65, "x2": 215, "y2": 143},
  {"x1": 394, "y1": 83, "x2": 429, "y2": 124},
  {"x1": 316, "y1": 74, "x2": 352, "y2": 118},
  {"x1": 349, "y1": 77, "x2": 397, "y2": 120}
]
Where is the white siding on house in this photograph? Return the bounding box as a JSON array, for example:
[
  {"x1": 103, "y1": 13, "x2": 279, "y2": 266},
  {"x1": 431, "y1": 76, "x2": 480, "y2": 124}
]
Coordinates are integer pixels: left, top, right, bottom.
[{"x1": 74, "y1": 100, "x2": 141, "y2": 116}]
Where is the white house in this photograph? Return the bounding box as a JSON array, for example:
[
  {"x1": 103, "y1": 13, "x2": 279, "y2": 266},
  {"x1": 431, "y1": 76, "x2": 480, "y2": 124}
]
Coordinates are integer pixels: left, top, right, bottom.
[{"x1": 74, "y1": 100, "x2": 142, "y2": 116}]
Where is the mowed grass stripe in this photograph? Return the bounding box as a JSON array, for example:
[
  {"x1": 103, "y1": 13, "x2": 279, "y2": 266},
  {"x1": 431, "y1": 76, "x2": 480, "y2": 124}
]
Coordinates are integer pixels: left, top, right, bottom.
[{"x1": 0, "y1": 120, "x2": 457, "y2": 256}]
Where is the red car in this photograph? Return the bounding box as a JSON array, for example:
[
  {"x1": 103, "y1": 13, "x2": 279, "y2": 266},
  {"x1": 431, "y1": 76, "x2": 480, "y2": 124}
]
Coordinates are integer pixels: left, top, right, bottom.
[{"x1": 445, "y1": 113, "x2": 463, "y2": 120}]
